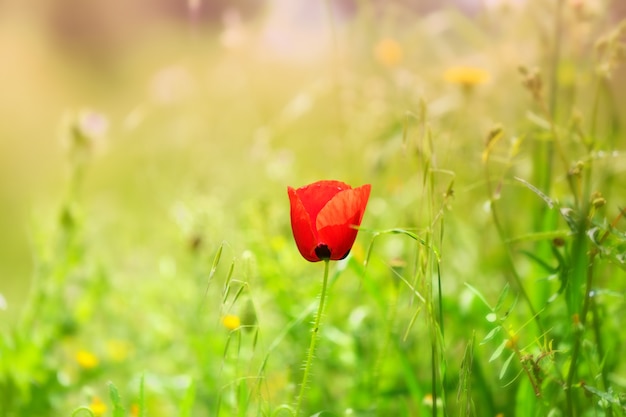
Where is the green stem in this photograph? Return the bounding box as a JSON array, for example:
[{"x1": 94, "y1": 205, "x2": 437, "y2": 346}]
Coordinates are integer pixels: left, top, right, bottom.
[
  {"x1": 565, "y1": 210, "x2": 593, "y2": 416},
  {"x1": 433, "y1": 261, "x2": 447, "y2": 417},
  {"x1": 483, "y1": 147, "x2": 544, "y2": 337},
  {"x1": 540, "y1": 0, "x2": 564, "y2": 199},
  {"x1": 566, "y1": 209, "x2": 624, "y2": 415},
  {"x1": 590, "y1": 295, "x2": 613, "y2": 417},
  {"x1": 565, "y1": 257, "x2": 592, "y2": 417},
  {"x1": 295, "y1": 260, "x2": 330, "y2": 416},
  {"x1": 548, "y1": 0, "x2": 563, "y2": 121},
  {"x1": 488, "y1": 194, "x2": 544, "y2": 336},
  {"x1": 431, "y1": 343, "x2": 438, "y2": 417},
  {"x1": 437, "y1": 262, "x2": 444, "y2": 340}
]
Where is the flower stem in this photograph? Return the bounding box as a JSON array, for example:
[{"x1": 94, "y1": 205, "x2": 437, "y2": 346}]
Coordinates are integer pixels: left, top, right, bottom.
[{"x1": 295, "y1": 259, "x2": 330, "y2": 416}]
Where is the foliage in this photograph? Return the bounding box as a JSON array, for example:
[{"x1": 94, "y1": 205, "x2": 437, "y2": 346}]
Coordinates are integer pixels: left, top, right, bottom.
[{"x1": 0, "y1": 1, "x2": 625, "y2": 416}]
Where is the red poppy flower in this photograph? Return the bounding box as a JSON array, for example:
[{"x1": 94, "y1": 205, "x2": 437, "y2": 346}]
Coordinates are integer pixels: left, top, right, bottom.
[{"x1": 288, "y1": 180, "x2": 371, "y2": 262}]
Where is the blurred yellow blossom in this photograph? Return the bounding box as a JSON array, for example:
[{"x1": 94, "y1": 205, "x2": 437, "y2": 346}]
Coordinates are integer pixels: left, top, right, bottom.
[
  {"x1": 90, "y1": 396, "x2": 107, "y2": 416},
  {"x1": 422, "y1": 392, "x2": 444, "y2": 408},
  {"x1": 505, "y1": 326, "x2": 519, "y2": 349},
  {"x1": 222, "y1": 314, "x2": 241, "y2": 330},
  {"x1": 75, "y1": 349, "x2": 99, "y2": 369},
  {"x1": 374, "y1": 38, "x2": 404, "y2": 67},
  {"x1": 444, "y1": 66, "x2": 490, "y2": 87}
]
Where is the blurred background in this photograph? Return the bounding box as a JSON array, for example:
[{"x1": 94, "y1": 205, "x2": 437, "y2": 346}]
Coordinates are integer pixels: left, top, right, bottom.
[
  {"x1": 1, "y1": 0, "x2": 625, "y2": 318},
  {"x1": 1, "y1": 0, "x2": 626, "y2": 415}
]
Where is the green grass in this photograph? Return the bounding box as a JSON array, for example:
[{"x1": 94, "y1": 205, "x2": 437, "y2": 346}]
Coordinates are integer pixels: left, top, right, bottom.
[{"x1": 1, "y1": 1, "x2": 626, "y2": 416}]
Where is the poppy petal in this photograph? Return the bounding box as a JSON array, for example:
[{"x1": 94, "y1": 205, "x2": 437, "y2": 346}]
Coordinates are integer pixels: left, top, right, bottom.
[
  {"x1": 288, "y1": 186, "x2": 320, "y2": 262},
  {"x1": 294, "y1": 180, "x2": 350, "y2": 222},
  {"x1": 316, "y1": 184, "x2": 371, "y2": 230},
  {"x1": 316, "y1": 184, "x2": 371, "y2": 259},
  {"x1": 317, "y1": 215, "x2": 361, "y2": 260}
]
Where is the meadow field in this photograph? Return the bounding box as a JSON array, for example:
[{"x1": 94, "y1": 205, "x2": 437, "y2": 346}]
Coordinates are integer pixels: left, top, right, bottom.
[{"x1": 1, "y1": 0, "x2": 625, "y2": 416}]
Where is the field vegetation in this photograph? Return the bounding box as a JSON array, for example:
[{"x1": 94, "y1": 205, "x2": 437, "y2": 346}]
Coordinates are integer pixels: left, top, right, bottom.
[{"x1": 0, "y1": 1, "x2": 625, "y2": 416}]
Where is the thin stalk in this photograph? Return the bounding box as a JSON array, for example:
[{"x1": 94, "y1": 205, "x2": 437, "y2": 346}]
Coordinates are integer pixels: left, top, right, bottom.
[
  {"x1": 590, "y1": 295, "x2": 612, "y2": 417},
  {"x1": 564, "y1": 246, "x2": 592, "y2": 417},
  {"x1": 539, "y1": 0, "x2": 564, "y2": 198},
  {"x1": 433, "y1": 261, "x2": 446, "y2": 417},
  {"x1": 566, "y1": 209, "x2": 624, "y2": 416},
  {"x1": 432, "y1": 342, "x2": 438, "y2": 417},
  {"x1": 295, "y1": 260, "x2": 330, "y2": 416},
  {"x1": 483, "y1": 139, "x2": 544, "y2": 336},
  {"x1": 437, "y1": 262, "x2": 444, "y2": 341},
  {"x1": 487, "y1": 192, "x2": 544, "y2": 336},
  {"x1": 535, "y1": 90, "x2": 577, "y2": 208},
  {"x1": 548, "y1": 0, "x2": 564, "y2": 121},
  {"x1": 589, "y1": 77, "x2": 603, "y2": 148}
]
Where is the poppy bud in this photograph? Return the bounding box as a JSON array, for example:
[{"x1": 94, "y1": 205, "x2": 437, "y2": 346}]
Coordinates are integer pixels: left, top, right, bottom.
[{"x1": 288, "y1": 180, "x2": 371, "y2": 262}]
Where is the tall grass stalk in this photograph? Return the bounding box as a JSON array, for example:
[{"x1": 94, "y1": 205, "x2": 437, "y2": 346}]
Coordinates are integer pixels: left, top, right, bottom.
[
  {"x1": 565, "y1": 208, "x2": 624, "y2": 417},
  {"x1": 483, "y1": 131, "x2": 544, "y2": 337},
  {"x1": 412, "y1": 105, "x2": 449, "y2": 416}
]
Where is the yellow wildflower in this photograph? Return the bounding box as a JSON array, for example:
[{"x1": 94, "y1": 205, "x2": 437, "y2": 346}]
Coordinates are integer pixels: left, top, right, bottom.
[
  {"x1": 222, "y1": 314, "x2": 241, "y2": 331},
  {"x1": 444, "y1": 66, "x2": 490, "y2": 87},
  {"x1": 75, "y1": 349, "x2": 99, "y2": 369},
  {"x1": 423, "y1": 392, "x2": 444, "y2": 408},
  {"x1": 90, "y1": 396, "x2": 107, "y2": 416},
  {"x1": 505, "y1": 327, "x2": 519, "y2": 349},
  {"x1": 130, "y1": 403, "x2": 140, "y2": 416},
  {"x1": 374, "y1": 38, "x2": 404, "y2": 67}
]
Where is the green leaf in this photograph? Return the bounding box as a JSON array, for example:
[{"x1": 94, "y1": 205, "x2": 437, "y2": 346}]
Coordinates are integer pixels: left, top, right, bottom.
[
  {"x1": 458, "y1": 332, "x2": 475, "y2": 417},
  {"x1": 210, "y1": 243, "x2": 224, "y2": 277},
  {"x1": 222, "y1": 260, "x2": 236, "y2": 301},
  {"x1": 514, "y1": 176, "x2": 554, "y2": 208},
  {"x1": 506, "y1": 229, "x2": 571, "y2": 244},
  {"x1": 519, "y1": 250, "x2": 559, "y2": 273},
  {"x1": 581, "y1": 384, "x2": 626, "y2": 410},
  {"x1": 559, "y1": 207, "x2": 580, "y2": 233},
  {"x1": 489, "y1": 339, "x2": 508, "y2": 362},
  {"x1": 108, "y1": 382, "x2": 125, "y2": 417},
  {"x1": 494, "y1": 283, "x2": 510, "y2": 313},
  {"x1": 464, "y1": 282, "x2": 493, "y2": 310},
  {"x1": 201, "y1": 243, "x2": 225, "y2": 306},
  {"x1": 481, "y1": 326, "x2": 502, "y2": 345},
  {"x1": 361, "y1": 228, "x2": 441, "y2": 262},
  {"x1": 515, "y1": 377, "x2": 540, "y2": 416},
  {"x1": 499, "y1": 352, "x2": 516, "y2": 380}
]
